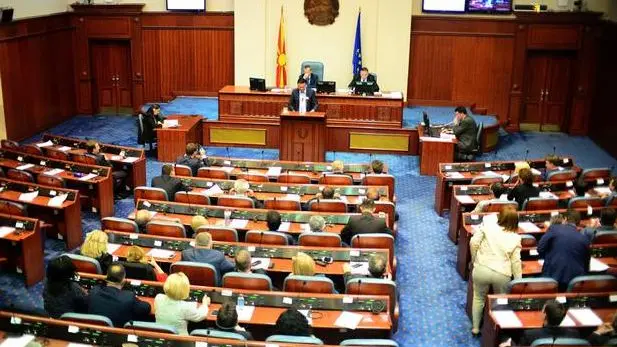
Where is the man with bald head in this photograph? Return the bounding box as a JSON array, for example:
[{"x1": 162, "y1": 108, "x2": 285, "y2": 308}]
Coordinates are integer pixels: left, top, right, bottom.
[{"x1": 181, "y1": 232, "x2": 234, "y2": 280}]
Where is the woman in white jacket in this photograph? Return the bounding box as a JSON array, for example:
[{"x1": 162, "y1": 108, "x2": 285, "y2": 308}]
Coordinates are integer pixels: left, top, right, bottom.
[{"x1": 470, "y1": 206, "x2": 522, "y2": 335}]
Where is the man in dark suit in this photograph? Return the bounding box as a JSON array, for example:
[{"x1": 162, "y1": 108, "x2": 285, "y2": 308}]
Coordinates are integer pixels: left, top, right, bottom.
[
  {"x1": 341, "y1": 199, "x2": 392, "y2": 246},
  {"x1": 288, "y1": 78, "x2": 318, "y2": 113},
  {"x1": 348, "y1": 67, "x2": 379, "y2": 94},
  {"x1": 298, "y1": 64, "x2": 319, "y2": 89},
  {"x1": 181, "y1": 232, "x2": 235, "y2": 281},
  {"x1": 518, "y1": 300, "x2": 580, "y2": 345},
  {"x1": 234, "y1": 249, "x2": 267, "y2": 276},
  {"x1": 87, "y1": 263, "x2": 151, "y2": 327},
  {"x1": 342, "y1": 253, "x2": 390, "y2": 285},
  {"x1": 175, "y1": 143, "x2": 208, "y2": 176},
  {"x1": 86, "y1": 140, "x2": 128, "y2": 198},
  {"x1": 538, "y1": 210, "x2": 590, "y2": 291},
  {"x1": 450, "y1": 106, "x2": 478, "y2": 161},
  {"x1": 266, "y1": 210, "x2": 295, "y2": 245},
  {"x1": 582, "y1": 208, "x2": 617, "y2": 242},
  {"x1": 151, "y1": 164, "x2": 190, "y2": 202}
]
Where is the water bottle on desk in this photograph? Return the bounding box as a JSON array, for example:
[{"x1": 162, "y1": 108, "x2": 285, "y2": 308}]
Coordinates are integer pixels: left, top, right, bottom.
[{"x1": 237, "y1": 294, "x2": 245, "y2": 309}]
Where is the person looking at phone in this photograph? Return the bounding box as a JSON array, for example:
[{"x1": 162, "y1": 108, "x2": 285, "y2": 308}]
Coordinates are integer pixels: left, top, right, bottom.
[
  {"x1": 342, "y1": 253, "x2": 390, "y2": 286},
  {"x1": 234, "y1": 249, "x2": 267, "y2": 276}
]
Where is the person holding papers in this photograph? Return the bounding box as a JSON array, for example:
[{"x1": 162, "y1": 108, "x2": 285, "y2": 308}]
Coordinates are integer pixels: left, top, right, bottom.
[
  {"x1": 288, "y1": 78, "x2": 318, "y2": 113},
  {"x1": 154, "y1": 272, "x2": 210, "y2": 335},
  {"x1": 538, "y1": 210, "x2": 590, "y2": 291},
  {"x1": 181, "y1": 232, "x2": 234, "y2": 281},
  {"x1": 517, "y1": 300, "x2": 580, "y2": 345},
  {"x1": 175, "y1": 143, "x2": 208, "y2": 176},
  {"x1": 469, "y1": 206, "x2": 522, "y2": 336},
  {"x1": 80, "y1": 230, "x2": 113, "y2": 274},
  {"x1": 151, "y1": 164, "x2": 190, "y2": 202},
  {"x1": 582, "y1": 208, "x2": 617, "y2": 242},
  {"x1": 507, "y1": 168, "x2": 540, "y2": 209}
]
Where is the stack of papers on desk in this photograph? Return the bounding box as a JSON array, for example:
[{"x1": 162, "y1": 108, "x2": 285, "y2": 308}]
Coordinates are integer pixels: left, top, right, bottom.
[
  {"x1": 277, "y1": 222, "x2": 291, "y2": 232},
  {"x1": 349, "y1": 262, "x2": 370, "y2": 275},
  {"x1": 18, "y1": 191, "x2": 39, "y2": 202},
  {"x1": 58, "y1": 146, "x2": 72, "y2": 152},
  {"x1": 36, "y1": 140, "x2": 53, "y2": 147},
  {"x1": 334, "y1": 311, "x2": 364, "y2": 330},
  {"x1": 568, "y1": 308, "x2": 603, "y2": 325},
  {"x1": 148, "y1": 248, "x2": 175, "y2": 259},
  {"x1": 284, "y1": 194, "x2": 301, "y2": 201},
  {"x1": 518, "y1": 222, "x2": 541, "y2": 233},
  {"x1": 0, "y1": 334, "x2": 35, "y2": 347},
  {"x1": 123, "y1": 157, "x2": 139, "y2": 163},
  {"x1": 481, "y1": 171, "x2": 499, "y2": 177},
  {"x1": 78, "y1": 173, "x2": 98, "y2": 181},
  {"x1": 539, "y1": 191, "x2": 558, "y2": 199},
  {"x1": 0, "y1": 226, "x2": 15, "y2": 238},
  {"x1": 457, "y1": 195, "x2": 476, "y2": 204},
  {"x1": 204, "y1": 184, "x2": 224, "y2": 196},
  {"x1": 236, "y1": 305, "x2": 256, "y2": 322},
  {"x1": 16, "y1": 163, "x2": 34, "y2": 171},
  {"x1": 266, "y1": 167, "x2": 282, "y2": 176},
  {"x1": 384, "y1": 91, "x2": 403, "y2": 99},
  {"x1": 446, "y1": 172, "x2": 464, "y2": 179},
  {"x1": 163, "y1": 119, "x2": 179, "y2": 128},
  {"x1": 48, "y1": 194, "x2": 68, "y2": 207},
  {"x1": 492, "y1": 310, "x2": 523, "y2": 328},
  {"x1": 230, "y1": 219, "x2": 249, "y2": 229},
  {"x1": 107, "y1": 243, "x2": 121, "y2": 254},
  {"x1": 589, "y1": 257, "x2": 609, "y2": 272},
  {"x1": 44, "y1": 168, "x2": 64, "y2": 176}
]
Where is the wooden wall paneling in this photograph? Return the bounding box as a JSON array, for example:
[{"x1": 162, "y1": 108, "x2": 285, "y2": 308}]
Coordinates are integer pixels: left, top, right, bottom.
[
  {"x1": 407, "y1": 35, "x2": 454, "y2": 103},
  {"x1": 527, "y1": 24, "x2": 580, "y2": 50},
  {"x1": 73, "y1": 15, "x2": 93, "y2": 114},
  {"x1": 132, "y1": 15, "x2": 145, "y2": 112},
  {"x1": 506, "y1": 23, "x2": 529, "y2": 132},
  {"x1": 568, "y1": 25, "x2": 598, "y2": 135}
]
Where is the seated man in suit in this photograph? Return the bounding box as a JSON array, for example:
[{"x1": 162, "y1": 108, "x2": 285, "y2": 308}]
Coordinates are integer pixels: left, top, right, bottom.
[
  {"x1": 181, "y1": 232, "x2": 235, "y2": 280},
  {"x1": 348, "y1": 67, "x2": 379, "y2": 94},
  {"x1": 543, "y1": 154, "x2": 564, "y2": 180},
  {"x1": 234, "y1": 249, "x2": 267, "y2": 276},
  {"x1": 175, "y1": 143, "x2": 208, "y2": 176},
  {"x1": 538, "y1": 210, "x2": 589, "y2": 291},
  {"x1": 517, "y1": 300, "x2": 580, "y2": 345},
  {"x1": 87, "y1": 263, "x2": 151, "y2": 327},
  {"x1": 266, "y1": 210, "x2": 295, "y2": 245},
  {"x1": 582, "y1": 208, "x2": 617, "y2": 242},
  {"x1": 230, "y1": 179, "x2": 263, "y2": 209},
  {"x1": 341, "y1": 198, "x2": 392, "y2": 246},
  {"x1": 299, "y1": 64, "x2": 319, "y2": 89},
  {"x1": 450, "y1": 107, "x2": 478, "y2": 162},
  {"x1": 371, "y1": 160, "x2": 385, "y2": 174},
  {"x1": 86, "y1": 140, "x2": 129, "y2": 198},
  {"x1": 151, "y1": 164, "x2": 190, "y2": 202},
  {"x1": 342, "y1": 253, "x2": 390, "y2": 286},
  {"x1": 288, "y1": 78, "x2": 318, "y2": 113}
]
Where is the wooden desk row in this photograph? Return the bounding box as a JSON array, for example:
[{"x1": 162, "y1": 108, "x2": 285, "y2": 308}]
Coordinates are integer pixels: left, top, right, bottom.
[
  {"x1": 155, "y1": 115, "x2": 203, "y2": 162},
  {"x1": 434, "y1": 157, "x2": 579, "y2": 215},
  {"x1": 0, "y1": 148, "x2": 114, "y2": 217},
  {"x1": 0, "y1": 213, "x2": 42, "y2": 286}
]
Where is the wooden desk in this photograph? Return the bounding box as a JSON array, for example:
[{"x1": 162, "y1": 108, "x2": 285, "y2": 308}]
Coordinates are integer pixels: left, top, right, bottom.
[
  {"x1": 0, "y1": 178, "x2": 82, "y2": 249},
  {"x1": 280, "y1": 111, "x2": 326, "y2": 162},
  {"x1": 434, "y1": 157, "x2": 578, "y2": 215},
  {"x1": 41, "y1": 133, "x2": 147, "y2": 188},
  {"x1": 0, "y1": 148, "x2": 114, "y2": 217},
  {"x1": 419, "y1": 136, "x2": 456, "y2": 176},
  {"x1": 0, "y1": 214, "x2": 42, "y2": 286},
  {"x1": 156, "y1": 115, "x2": 203, "y2": 162},
  {"x1": 219, "y1": 85, "x2": 404, "y2": 128}
]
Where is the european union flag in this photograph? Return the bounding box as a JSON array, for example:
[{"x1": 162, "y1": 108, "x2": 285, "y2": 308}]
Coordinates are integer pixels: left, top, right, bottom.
[{"x1": 352, "y1": 10, "x2": 362, "y2": 75}]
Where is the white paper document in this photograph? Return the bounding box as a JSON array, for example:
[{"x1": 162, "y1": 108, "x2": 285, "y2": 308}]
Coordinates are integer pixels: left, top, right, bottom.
[
  {"x1": 78, "y1": 173, "x2": 98, "y2": 181},
  {"x1": 221, "y1": 166, "x2": 234, "y2": 173},
  {"x1": 163, "y1": 119, "x2": 179, "y2": 128},
  {"x1": 48, "y1": 194, "x2": 68, "y2": 207},
  {"x1": 148, "y1": 248, "x2": 176, "y2": 259},
  {"x1": 539, "y1": 191, "x2": 558, "y2": 199},
  {"x1": 44, "y1": 168, "x2": 64, "y2": 176},
  {"x1": 36, "y1": 140, "x2": 54, "y2": 148},
  {"x1": 277, "y1": 222, "x2": 291, "y2": 232},
  {"x1": 107, "y1": 243, "x2": 121, "y2": 254},
  {"x1": 123, "y1": 157, "x2": 140, "y2": 163},
  {"x1": 284, "y1": 194, "x2": 301, "y2": 201},
  {"x1": 481, "y1": 171, "x2": 500, "y2": 177},
  {"x1": 349, "y1": 262, "x2": 370, "y2": 275},
  {"x1": 266, "y1": 167, "x2": 282, "y2": 176},
  {"x1": 560, "y1": 314, "x2": 576, "y2": 327},
  {"x1": 0, "y1": 226, "x2": 15, "y2": 238},
  {"x1": 531, "y1": 168, "x2": 542, "y2": 176},
  {"x1": 446, "y1": 172, "x2": 464, "y2": 179},
  {"x1": 420, "y1": 136, "x2": 454, "y2": 143},
  {"x1": 568, "y1": 308, "x2": 603, "y2": 326},
  {"x1": 58, "y1": 146, "x2": 72, "y2": 152},
  {"x1": 111, "y1": 155, "x2": 123, "y2": 161},
  {"x1": 492, "y1": 310, "x2": 523, "y2": 328},
  {"x1": 251, "y1": 257, "x2": 271, "y2": 270},
  {"x1": 18, "y1": 191, "x2": 39, "y2": 202},
  {"x1": 334, "y1": 311, "x2": 364, "y2": 330},
  {"x1": 204, "y1": 184, "x2": 224, "y2": 196},
  {"x1": 0, "y1": 334, "x2": 35, "y2": 347},
  {"x1": 230, "y1": 219, "x2": 249, "y2": 229},
  {"x1": 457, "y1": 195, "x2": 476, "y2": 204},
  {"x1": 589, "y1": 257, "x2": 609, "y2": 272},
  {"x1": 299, "y1": 309, "x2": 313, "y2": 325},
  {"x1": 236, "y1": 305, "x2": 256, "y2": 322},
  {"x1": 16, "y1": 164, "x2": 34, "y2": 171},
  {"x1": 595, "y1": 187, "x2": 613, "y2": 195},
  {"x1": 518, "y1": 222, "x2": 541, "y2": 233},
  {"x1": 301, "y1": 223, "x2": 311, "y2": 233}
]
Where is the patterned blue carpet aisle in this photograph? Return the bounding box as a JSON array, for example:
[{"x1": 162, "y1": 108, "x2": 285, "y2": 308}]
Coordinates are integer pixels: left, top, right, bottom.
[{"x1": 2, "y1": 100, "x2": 615, "y2": 346}]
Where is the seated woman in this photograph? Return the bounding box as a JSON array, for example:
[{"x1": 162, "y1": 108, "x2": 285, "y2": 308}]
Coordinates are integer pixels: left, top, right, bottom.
[
  {"x1": 43, "y1": 255, "x2": 88, "y2": 318},
  {"x1": 123, "y1": 245, "x2": 168, "y2": 282},
  {"x1": 291, "y1": 252, "x2": 316, "y2": 276},
  {"x1": 154, "y1": 272, "x2": 210, "y2": 335},
  {"x1": 80, "y1": 230, "x2": 113, "y2": 274},
  {"x1": 273, "y1": 308, "x2": 313, "y2": 337},
  {"x1": 214, "y1": 301, "x2": 253, "y2": 340}
]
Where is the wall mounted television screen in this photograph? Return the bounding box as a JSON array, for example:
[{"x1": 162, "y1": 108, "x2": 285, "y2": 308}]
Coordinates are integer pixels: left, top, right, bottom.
[
  {"x1": 167, "y1": 0, "x2": 205, "y2": 11},
  {"x1": 422, "y1": 0, "x2": 466, "y2": 13},
  {"x1": 467, "y1": 0, "x2": 512, "y2": 14}
]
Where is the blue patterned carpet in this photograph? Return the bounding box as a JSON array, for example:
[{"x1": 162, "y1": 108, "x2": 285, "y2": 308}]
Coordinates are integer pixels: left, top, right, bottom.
[{"x1": 2, "y1": 98, "x2": 616, "y2": 347}]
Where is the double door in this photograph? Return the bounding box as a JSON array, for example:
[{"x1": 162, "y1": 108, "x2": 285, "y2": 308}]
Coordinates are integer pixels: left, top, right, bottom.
[
  {"x1": 522, "y1": 52, "x2": 575, "y2": 132},
  {"x1": 90, "y1": 40, "x2": 133, "y2": 115}
]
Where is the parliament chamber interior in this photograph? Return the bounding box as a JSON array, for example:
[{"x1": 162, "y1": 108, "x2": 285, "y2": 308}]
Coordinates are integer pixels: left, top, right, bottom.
[{"x1": 1, "y1": 0, "x2": 617, "y2": 346}]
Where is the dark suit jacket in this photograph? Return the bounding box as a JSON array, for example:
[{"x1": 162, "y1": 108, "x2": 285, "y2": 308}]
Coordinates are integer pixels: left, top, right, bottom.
[
  {"x1": 137, "y1": 112, "x2": 163, "y2": 145},
  {"x1": 340, "y1": 213, "x2": 392, "y2": 246},
  {"x1": 93, "y1": 153, "x2": 111, "y2": 167},
  {"x1": 348, "y1": 74, "x2": 379, "y2": 92},
  {"x1": 538, "y1": 223, "x2": 590, "y2": 289},
  {"x1": 507, "y1": 183, "x2": 541, "y2": 209},
  {"x1": 288, "y1": 88, "x2": 318, "y2": 112},
  {"x1": 175, "y1": 155, "x2": 207, "y2": 176},
  {"x1": 181, "y1": 248, "x2": 235, "y2": 280},
  {"x1": 588, "y1": 332, "x2": 617, "y2": 346},
  {"x1": 519, "y1": 326, "x2": 580, "y2": 346},
  {"x1": 452, "y1": 115, "x2": 478, "y2": 153},
  {"x1": 43, "y1": 282, "x2": 88, "y2": 318},
  {"x1": 151, "y1": 175, "x2": 189, "y2": 202},
  {"x1": 298, "y1": 73, "x2": 319, "y2": 89},
  {"x1": 87, "y1": 285, "x2": 151, "y2": 327}
]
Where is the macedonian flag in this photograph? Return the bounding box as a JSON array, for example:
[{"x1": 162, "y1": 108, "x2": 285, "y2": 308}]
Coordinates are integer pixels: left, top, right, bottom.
[{"x1": 276, "y1": 6, "x2": 287, "y2": 88}]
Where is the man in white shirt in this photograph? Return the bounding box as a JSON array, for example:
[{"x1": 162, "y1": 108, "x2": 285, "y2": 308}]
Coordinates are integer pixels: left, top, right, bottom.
[{"x1": 288, "y1": 78, "x2": 318, "y2": 113}]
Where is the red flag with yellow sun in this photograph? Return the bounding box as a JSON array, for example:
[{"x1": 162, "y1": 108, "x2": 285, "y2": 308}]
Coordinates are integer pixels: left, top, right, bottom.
[{"x1": 276, "y1": 6, "x2": 287, "y2": 88}]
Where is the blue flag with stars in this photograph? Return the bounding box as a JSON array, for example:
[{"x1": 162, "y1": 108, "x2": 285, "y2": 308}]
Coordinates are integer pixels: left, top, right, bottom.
[{"x1": 352, "y1": 10, "x2": 362, "y2": 75}]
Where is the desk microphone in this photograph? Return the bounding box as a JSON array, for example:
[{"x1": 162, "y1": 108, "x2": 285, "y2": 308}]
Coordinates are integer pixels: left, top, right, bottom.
[
  {"x1": 259, "y1": 231, "x2": 264, "y2": 247},
  {"x1": 226, "y1": 147, "x2": 231, "y2": 161},
  {"x1": 261, "y1": 150, "x2": 265, "y2": 162},
  {"x1": 333, "y1": 151, "x2": 337, "y2": 161},
  {"x1": 356, "y1": 279, "x2": 363, "y2": 297},
  {"x1": 524, "y1": 149, "x2": 529, "y2": 162},
  {"x1": 552, "y1": 146, "x2": 556, "y2": 156}
]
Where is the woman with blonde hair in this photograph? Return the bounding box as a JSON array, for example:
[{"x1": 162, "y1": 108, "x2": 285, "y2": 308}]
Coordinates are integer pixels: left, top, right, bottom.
[
  {"x1": 292, "y1": 252, "x2": 316, "y2": 276},
  {"x1": 154, "y1": 272, "x2": 210, "y2": 335},
  {"x1": 469, "y1": 206, "x2": 522, "y2": 335},
  {"x1": 125, "y1": 245, "x2": 168, "y2": 282},
  {"x1": 80, "y1": 230, "x2": 112, "y2": 274}
]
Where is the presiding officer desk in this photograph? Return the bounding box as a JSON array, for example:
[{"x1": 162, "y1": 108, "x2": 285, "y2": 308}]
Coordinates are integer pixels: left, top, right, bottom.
[
  {"x1": 71, "y1": 272, "x2": 393, "y2": 342},
  {"x1": 0, "y1": 148, "x2": 114, "y2": 217},
  {"x1": 481, "y1": 292, "x2": 617, "y2": 347},
  {"x1": 434, "y1": 157, "x2": 579, "y2": 216},
  {"x1": 39, "y1": 133, "x2": 147, "y2": 189},
  {"x1": 0, "y1": 213, "x2": 42, "y2": 286},
  {"x1": 0, "y1": 178, "x2": 82, "y2": 249}
]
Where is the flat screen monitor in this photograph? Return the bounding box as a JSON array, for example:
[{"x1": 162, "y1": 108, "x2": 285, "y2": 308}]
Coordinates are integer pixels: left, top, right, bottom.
[
  {"x1": 422, "y1": 0, "x2": 466, "y2": 13},
  {"x1": 467, "y1": 0, "x2": 512, "y2": 14},
  {"x1": 353, "y1": 82, "x2": 377, "y2": 96},
  {"x1": 249, "y1": 78, "x2": 267, "y2": 92},
  {"x1": 316, "y1": 81, "x2": 336, "y2": 94},
  {"x1": 167, "y1": 0, "x2": 205, "y2": 11}
]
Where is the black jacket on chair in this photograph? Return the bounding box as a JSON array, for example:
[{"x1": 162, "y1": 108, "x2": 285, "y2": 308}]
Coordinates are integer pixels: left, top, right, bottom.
[
  {"x1": 340, "y1": 213, "x2": 392, "y2": 246},
  {"x1": 151, "y1": 175, "x2": 189, "y2": 202}
]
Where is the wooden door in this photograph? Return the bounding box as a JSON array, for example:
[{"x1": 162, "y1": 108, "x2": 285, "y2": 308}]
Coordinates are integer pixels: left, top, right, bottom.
[
  {"x1": 90, "y1": 41, "x2": 132, "y2": 114},
  {"x1": 542, "y1": 54, "x2": 573, "y2": 131},
  {"x1": 521, "y1": 54, "x2": 548, "y2": 129}
]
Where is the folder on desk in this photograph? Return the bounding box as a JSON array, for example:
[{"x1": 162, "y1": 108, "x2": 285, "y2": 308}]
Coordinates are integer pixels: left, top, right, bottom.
[
  {"x1": 568, "y1": 308, "x2": 603, "y2": 326},
  {"x1": 48, "y1": 194, "x2": 68, "y2": 207},
  {"x1": 334, "y1": 311, "x2": 364, "y2": 330},
  {"x1": 492, "y1": 310, "x2": 523, "y2": 328},
  {"x1": 457, "y1": 195, "x2": 476, "y2": 204},
  {"x1": 18, "y1": 191, "x2": 39, "y2": 202}
]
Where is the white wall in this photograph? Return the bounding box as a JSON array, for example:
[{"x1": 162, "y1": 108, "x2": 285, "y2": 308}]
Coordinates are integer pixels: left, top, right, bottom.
[
  {"x1": 234, "y1": 0, "x2": 413, "y2": 95},
  {"x1": 67, "y1": 0, "x2": 233, "y2": 12},
  {"x1": 0, "y1": 0, "x2": 68, "y2": 19}
]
